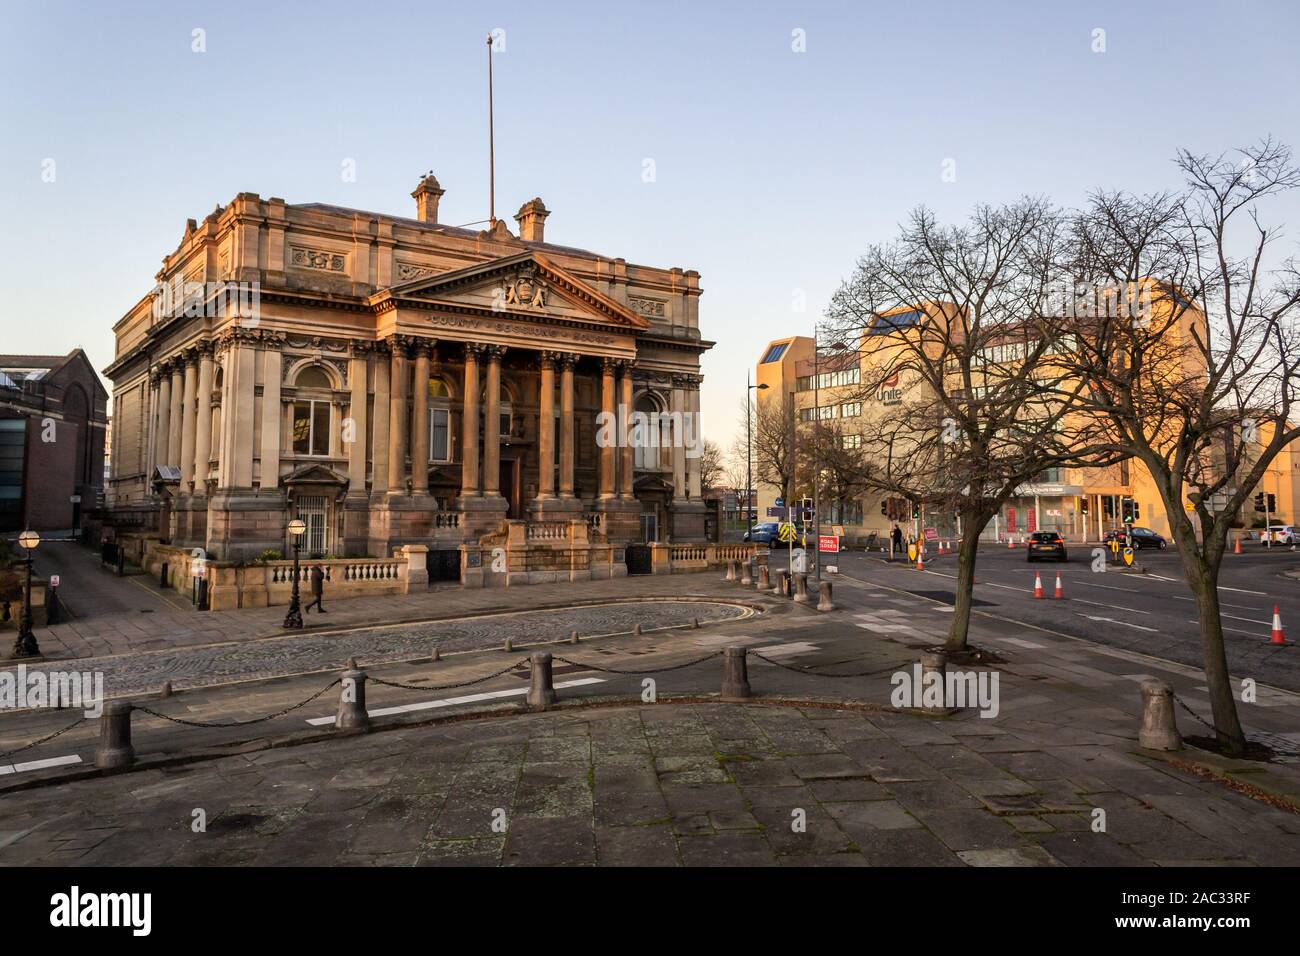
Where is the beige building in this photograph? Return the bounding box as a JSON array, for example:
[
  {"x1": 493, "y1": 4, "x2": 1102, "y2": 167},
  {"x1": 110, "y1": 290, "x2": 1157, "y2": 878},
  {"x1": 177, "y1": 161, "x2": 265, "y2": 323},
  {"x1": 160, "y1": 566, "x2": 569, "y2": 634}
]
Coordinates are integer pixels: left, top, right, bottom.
[{"x1": 104, "y1": 176, "x2": 712, "y2": 581}]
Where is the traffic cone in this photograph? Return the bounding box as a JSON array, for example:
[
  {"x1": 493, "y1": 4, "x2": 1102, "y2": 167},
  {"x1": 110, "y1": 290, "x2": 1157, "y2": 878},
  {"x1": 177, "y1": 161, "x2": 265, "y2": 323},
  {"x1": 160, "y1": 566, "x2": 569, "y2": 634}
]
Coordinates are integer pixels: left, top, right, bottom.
[
  {"x1": 1033, "y1": 572, "x2": 1044, "y2": 599},
  {"x1": 1234, "y1": 535, "x2": 1242, "y2": 555},
  {"x1": 916, "y1": 550, "x2": 924, "y2": 571},
  {"x1": 1271, "y1": 605, "x2": 1287, "y2": 645},
  {"x1": 1007, "y1": 536, "x2": 1015, "y2": 549},
  {"x1": 1053, "y1": 573, "x2": 1064, "y2": 599}
]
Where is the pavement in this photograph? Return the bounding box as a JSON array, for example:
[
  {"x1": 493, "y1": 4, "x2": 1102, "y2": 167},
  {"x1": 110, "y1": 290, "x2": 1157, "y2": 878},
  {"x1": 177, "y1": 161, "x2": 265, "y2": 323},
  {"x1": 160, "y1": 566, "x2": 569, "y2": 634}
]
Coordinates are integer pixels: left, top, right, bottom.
[{"x1": 1, "y1": 548, "x2": 1299, "y2": 867}]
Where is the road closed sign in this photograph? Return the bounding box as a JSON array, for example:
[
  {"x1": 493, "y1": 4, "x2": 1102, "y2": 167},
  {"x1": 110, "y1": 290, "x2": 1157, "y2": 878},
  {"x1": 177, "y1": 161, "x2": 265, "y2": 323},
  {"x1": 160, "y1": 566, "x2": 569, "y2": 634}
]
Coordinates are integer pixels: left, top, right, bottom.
[{"x1": 818, "y1": 534, "x2": 840, "y2": 553}]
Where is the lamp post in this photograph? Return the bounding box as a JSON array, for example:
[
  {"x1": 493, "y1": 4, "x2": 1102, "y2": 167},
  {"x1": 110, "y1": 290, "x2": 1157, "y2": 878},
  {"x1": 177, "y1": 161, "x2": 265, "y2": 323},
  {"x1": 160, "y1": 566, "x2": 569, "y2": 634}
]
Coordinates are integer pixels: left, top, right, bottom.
[
  {"x1": 12, "y1": 529, "x2": 41, "y2": 658},
  {"x1": 283, "y1": 518, "x2": 306, "y2": 629},
  {"x1": 746, "y1": 371, "x2": 768, "y2": 542}
]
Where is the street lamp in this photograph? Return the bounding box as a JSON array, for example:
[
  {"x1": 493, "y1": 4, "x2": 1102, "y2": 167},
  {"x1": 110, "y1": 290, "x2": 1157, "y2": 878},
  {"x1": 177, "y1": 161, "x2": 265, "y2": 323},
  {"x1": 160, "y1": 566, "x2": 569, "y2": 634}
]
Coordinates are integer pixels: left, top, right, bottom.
[
  {"x1": 283, "y1": 518, "x2": 307, "y2": 629},
  {"x1": 746, "y1": 371, "x2": 768, "y2": 542},
  {"x1": 12, "y1": 529, "x2": 40, "y2": 658}
]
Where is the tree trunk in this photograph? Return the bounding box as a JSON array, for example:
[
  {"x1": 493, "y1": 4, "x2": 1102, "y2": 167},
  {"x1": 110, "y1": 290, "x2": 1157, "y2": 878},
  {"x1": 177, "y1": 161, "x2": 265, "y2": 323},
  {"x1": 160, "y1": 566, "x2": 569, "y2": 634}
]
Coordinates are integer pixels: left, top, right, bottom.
[
  {"x1": 1179, "y1": 551, "x2": 1247, "y2": 755},
  {"x1": 945, "y1": 512, "x2": 986, "y2": 651}
]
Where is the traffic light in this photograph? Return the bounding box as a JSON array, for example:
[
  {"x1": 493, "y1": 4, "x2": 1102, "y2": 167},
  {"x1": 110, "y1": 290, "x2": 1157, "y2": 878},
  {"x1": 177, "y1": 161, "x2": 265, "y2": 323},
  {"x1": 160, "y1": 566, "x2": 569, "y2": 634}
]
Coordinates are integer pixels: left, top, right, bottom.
[
  {"x1": 880, "y1": 500, "x2": 889, "y2": 517},
  {"x1": 1080, "y1": 498, "x2": 1089, "y2": 516},
  {"x1": 1269, "y1": 493, "x2": 1277, "y2": 512},
  {"x1": 1255, "y1": 493, "x2": 1266, "y2": 513},
  {"x1": 911, "y1": 503, "x2": 920, "y2": 520}
]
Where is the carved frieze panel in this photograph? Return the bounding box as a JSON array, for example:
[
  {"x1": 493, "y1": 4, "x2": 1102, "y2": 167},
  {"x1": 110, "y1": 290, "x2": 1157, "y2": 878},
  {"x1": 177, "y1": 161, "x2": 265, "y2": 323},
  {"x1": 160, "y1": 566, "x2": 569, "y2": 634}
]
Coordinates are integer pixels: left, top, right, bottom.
[{"x1": 290, "y1": 246, "x2": 346, "y2": 273}]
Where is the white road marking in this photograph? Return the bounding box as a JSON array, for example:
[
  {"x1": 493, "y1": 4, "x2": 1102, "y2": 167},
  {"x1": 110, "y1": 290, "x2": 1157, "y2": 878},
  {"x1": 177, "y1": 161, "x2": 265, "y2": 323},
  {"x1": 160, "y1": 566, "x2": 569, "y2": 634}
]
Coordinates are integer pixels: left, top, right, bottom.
[
  {"x1": 1220, "y1": 612, "x2": 1273, "y2": 626},
  {"x1": 1073, "y1": 598, "x2": 1149, "y2": 615},
  {"x1": 1185, "y1": 620, "x2": 1265, "y2": 638},
  {"x1": 1079, "y1": 614, "x2": 1159, "y2": 633},
  {"x1": 0, "y1": 753, "x2": 82, "y2": 775},
  {"x1": 1074, "y1": 581, "x2": 1140, "y2": 593},
  {"x1": 996, "y1": 637, "x2": 1047, "y2": 649},
  {"x1": 1171, "y1": 595, "x2": 1257, "y2": 611},
  {"x1": 304, "y1": 677, "x2": 605, "y2": 726},
  {"x1": 751, "y1": 642, "x2": 820, "y2": 658},
  {"x1": 1218, "y1": 585, "x2": 1267, "y2": 596}
]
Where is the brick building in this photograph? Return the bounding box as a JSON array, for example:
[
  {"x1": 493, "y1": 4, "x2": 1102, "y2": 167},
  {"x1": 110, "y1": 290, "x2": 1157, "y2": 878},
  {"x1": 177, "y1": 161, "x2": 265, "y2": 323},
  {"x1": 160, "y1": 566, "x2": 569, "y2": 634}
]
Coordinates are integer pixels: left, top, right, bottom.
[{"x1": 0, "y1": 350, "x2": 109, "y2": 533}]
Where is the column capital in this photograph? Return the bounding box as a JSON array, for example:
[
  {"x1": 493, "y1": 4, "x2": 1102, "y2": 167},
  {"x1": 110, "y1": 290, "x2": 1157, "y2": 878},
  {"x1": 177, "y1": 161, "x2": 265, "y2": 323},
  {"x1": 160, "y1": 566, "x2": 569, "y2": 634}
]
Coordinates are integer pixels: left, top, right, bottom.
[
  {"x1": 464, "y1": 341, "x2": 487, "y2": 359},
  {"x1": 614, "y1": 358, "x2": 636, "y2": 374},
  {"x1": 484, "y1": 344, "x2": 507, "y2": 362},
  {"x1": 600, "y1": 356, "x2": 618, "y2": 373},
  {"x1": 348, "y1": 338, "x2": 375, "y2": 356},
  {"x1": 556, "y1": 352, "x2": 578, "y2": 371},
  {"x1": 538, "y1": 350, "x2": 560, "y2": 370},
  {"x1": 196, "y1": 339, "x2": 215, "y2": 359}
]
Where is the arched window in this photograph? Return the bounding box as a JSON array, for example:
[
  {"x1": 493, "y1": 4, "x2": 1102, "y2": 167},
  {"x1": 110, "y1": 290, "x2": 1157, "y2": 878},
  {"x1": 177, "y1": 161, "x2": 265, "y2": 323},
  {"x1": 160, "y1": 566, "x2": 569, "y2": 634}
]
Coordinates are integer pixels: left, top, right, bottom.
[
  {"x1": 292, "y1": 365, "x2": 334, "y2": 457},
  {"x1": 633, "y1": 394, "x2": 666, "y2": 470},
  {"x1": 479, "y1": 380, "x2": 513, "y2": 437},
  {"x1": 428, "y1": 377, "x2": 453, "y2": 463}
]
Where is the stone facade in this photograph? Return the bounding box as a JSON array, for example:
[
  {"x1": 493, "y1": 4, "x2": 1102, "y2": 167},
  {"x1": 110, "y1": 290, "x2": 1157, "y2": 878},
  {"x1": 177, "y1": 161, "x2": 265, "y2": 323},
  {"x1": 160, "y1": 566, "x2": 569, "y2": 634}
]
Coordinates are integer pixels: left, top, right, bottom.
[{"x1": 103, "y1": 176, "x2": 712, "y2": 574}]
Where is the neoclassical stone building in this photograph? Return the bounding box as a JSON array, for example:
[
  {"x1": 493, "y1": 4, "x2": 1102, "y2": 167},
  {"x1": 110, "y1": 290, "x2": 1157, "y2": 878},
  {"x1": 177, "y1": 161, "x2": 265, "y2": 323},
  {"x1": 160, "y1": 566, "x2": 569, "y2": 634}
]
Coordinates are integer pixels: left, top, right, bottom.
[{"x1": 105, "y1": 176, "x2": 711, "y2": 579}]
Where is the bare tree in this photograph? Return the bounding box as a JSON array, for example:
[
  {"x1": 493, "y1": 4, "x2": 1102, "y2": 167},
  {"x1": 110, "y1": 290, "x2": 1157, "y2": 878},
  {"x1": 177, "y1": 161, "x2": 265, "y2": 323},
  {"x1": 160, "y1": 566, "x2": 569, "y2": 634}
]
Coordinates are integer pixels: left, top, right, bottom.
[
  {"x1": 736, "y1": 392, "x2": 799, "y2": 506},
  {"x1": 698, "y1": 439, "x2": 725, "y2": 493},
  {"x1": 1054, "y1": 140, "x2": 1300, "y2": 755},
  {"x1": 825, "y1": 198, "x2": 1118, "y2": 655}
]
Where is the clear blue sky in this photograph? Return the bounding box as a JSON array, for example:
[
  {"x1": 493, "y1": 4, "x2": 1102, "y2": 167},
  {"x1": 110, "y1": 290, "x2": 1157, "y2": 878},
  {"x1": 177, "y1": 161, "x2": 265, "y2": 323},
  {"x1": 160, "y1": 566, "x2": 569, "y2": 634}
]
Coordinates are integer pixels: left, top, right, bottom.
[{"x1": 3, "y1": 0, "x2": 1298, "y2": 453}]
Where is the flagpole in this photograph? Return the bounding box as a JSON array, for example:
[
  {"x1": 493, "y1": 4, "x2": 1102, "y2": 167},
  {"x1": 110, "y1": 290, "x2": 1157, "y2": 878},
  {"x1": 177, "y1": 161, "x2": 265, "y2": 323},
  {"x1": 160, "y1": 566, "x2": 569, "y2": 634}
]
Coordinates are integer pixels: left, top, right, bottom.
[{"x1": 486, "y1": 34, "x2": 496, "y2": 225}]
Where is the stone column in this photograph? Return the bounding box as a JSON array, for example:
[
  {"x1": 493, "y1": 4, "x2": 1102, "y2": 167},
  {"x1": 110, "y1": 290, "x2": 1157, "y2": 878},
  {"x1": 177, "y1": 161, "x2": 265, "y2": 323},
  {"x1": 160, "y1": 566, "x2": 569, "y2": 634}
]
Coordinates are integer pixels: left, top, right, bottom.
[
  {"x1": 687, "y1": 379, "x2": 702, "y2": 498},
  {"x1": 410, "y1": 341, "x2": 431, "y2": 494},
  {"x1": 536, "y1": 351, "x2": 557, "y2": 500},
  {"x1": 558, "y1": 354, "x2": 576, "y2": 498},
  {"x1": 483, "y1": 345, "x2": 505, "y2": 497},
  {"x1": 371, "y1": 343, "x2": 390, "y2": 495},
  {"x1": 179, "y1": 352, "x2": 198, "y2": 491},
  {"x1": 670, "y1": 376, "x2": 687, "y2": 497},
  {"x1": 460, "y1": 344, "x2": 482, "y2": 497},
  {"x1": 229, "y1": 341, "x2": 257, "y2": 488},
  {"x1": 618, "y1": 360, "x2": 634, "y2": 498},
  {"x1": 347, "y1": 342, "x2": 369, "y2": 492},
  {"x1": 387, "y1": 339, "x2": 409, "y2": 494},
  {"x1": 155, "y1": 364, "x2": 172, "y2": 468},
  {"x1": 598, "y1": 358, "x2": 616, "y2": 499},
  {"x1": 193, "y1": 344, "x2": 214, "y2": 495},
  {"x1": 259, "y1": 345, "x2": 281, "y2": 488},
  {"x1": 168, "y1": 363, "x2": 184, "y2": 470}
]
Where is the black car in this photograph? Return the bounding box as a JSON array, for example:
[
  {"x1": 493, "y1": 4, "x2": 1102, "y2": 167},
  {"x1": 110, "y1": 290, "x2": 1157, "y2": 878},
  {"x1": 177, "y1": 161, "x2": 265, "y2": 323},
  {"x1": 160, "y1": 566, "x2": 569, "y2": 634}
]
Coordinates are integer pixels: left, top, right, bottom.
[
  {"x1": 1026, "y1": 531, "x2": 1067, "y2": 562},
  {"x1": 1103, "y1": 527, "x2": 1167, "y2": 550}
]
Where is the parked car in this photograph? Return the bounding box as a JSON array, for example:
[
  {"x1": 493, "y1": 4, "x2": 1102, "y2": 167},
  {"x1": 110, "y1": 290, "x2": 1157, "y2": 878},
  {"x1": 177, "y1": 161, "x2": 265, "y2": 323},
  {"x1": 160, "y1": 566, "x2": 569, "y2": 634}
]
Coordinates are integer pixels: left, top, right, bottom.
[
  {"x1": 743, "y1": 522, "x2": 780, "y2": 544},
  {"x1": 1103, "y1": 527, "x2": 1167, "y2": 550},
  {"x1": 1026, "y1": 531, "x2": 1068, "y2": 562},
  {"x1": 1263, "y1": 525, "x2": 1298, "y2": 546}
]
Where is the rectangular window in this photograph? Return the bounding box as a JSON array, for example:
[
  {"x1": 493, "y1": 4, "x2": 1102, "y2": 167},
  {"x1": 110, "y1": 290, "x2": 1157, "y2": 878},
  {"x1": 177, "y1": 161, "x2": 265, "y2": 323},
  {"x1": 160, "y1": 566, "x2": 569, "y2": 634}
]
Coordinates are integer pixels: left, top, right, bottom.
[
  {"x1": 0, "y1": 419, "x2": 25, "y2": 530},
  {"x1": 430, "y1": 408, "x2": 450, "y2": 462},
  {"x1": 840, "y1": 402, "x2": 861, "y2": 418},
  {"x1": 842, "y1": 434, "x2": 862, "y2": 449},
  {"x1": 761, "y1": 343, "x2": 788, "y2": 363},
  {"x1": 297, "y1": 495, "x2": 327, "y2": 555},
  {"x1": 293, "y1": 400, "x2": 330, "y2": 456}
]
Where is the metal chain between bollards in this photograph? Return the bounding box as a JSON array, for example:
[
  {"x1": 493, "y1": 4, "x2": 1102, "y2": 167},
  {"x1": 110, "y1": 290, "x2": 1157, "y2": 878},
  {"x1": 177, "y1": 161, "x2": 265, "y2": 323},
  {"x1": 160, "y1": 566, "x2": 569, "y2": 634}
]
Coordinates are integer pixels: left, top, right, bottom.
[
  {"x1": 133, "y1": 679, "x2": 342, "y2": 728},
  {"x1": 0, "y1": 714, "x2": 85, "y2": 760},
  {"x1": 1170, "y1": 692, "x2": 1300, "y2": 755},
  {"x1": 368, "y1": 659, "x2": 525, "y2": 692},
  {"x1": 750, "y1": 652, "x2": 910, "y2": 679},
  {"x1": 552, "y1": 651, "x2": 723, "y2": 675}
]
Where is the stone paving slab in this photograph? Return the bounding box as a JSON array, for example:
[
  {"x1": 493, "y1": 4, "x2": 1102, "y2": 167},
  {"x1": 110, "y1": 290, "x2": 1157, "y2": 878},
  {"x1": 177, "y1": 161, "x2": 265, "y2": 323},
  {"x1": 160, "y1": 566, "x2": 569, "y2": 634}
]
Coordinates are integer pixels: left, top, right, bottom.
[{"x1": 2, "y1": 701, "x2": 1296, "y2": 867}]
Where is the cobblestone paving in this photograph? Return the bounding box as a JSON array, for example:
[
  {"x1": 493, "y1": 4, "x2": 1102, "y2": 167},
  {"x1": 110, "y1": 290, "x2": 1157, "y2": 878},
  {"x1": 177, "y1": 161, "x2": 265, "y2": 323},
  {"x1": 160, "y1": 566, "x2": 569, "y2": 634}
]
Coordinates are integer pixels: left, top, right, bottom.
[
  {"x1": 3, "y1": 702, "x2": 1297, "y2": 867},
  {"x1": 6, "y1": 601, "x2": 750, "y2": 699}
]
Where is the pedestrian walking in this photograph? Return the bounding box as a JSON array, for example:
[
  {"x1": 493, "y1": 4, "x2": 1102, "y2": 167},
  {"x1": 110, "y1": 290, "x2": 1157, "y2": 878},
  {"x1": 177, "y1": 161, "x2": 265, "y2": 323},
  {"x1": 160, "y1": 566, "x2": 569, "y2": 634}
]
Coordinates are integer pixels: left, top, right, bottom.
[
  {"x1": 890, "y1": 523, "x2": 903, "y2": 561},
  {"x1": 305, "y1": 564, "x2": 326, "y2": 614}
]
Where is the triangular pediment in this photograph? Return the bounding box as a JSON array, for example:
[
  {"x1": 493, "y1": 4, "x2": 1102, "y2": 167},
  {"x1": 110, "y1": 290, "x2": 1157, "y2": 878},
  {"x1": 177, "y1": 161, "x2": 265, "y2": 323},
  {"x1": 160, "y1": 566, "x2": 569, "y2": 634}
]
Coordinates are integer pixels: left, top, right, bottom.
[
  {"x1": 380, "y1": 252, "x2": 649, "y2": 330},
  {"x1": 281, "y1": 463, "x2": 349, "y2": 486}
]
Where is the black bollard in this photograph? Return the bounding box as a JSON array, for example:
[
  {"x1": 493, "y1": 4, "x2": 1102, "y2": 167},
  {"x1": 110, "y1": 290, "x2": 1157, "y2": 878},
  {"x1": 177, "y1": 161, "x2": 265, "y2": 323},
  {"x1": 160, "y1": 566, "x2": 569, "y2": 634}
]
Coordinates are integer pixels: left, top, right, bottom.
[
  {"x1": 527, "y1": 651, "x2": 558, "y2": 711},
  {"x1": 95, "y1": 700, "x2": 135, "y2": 769}
]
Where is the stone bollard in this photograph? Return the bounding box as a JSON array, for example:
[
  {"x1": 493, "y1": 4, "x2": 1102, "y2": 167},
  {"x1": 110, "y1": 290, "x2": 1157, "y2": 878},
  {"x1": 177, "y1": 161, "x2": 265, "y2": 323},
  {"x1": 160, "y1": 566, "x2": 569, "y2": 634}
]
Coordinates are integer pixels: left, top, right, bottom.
[
  {"x1": 920, "y1": 651, "x2": 949, "y2": 716},
  {"x1": 721, "y1": 645, "x2": 752, "y2": 700},
  {"x1": 503, "y1": 637, "x2": 514, "y2": 653},
  {"x1": 527, "y1": 651, "x2": 558, "y2": 711},
  {"x1": 431, "y1": 646, "x2": 441, "y2": 661},
  {"x1": 691, "y1": 617, "x2": 700, "y2": 629},
  {"x1": 95, "y1": 700, "x2": 135, "y2": 770},
  {"x1": 335, "y1": 667, "x2": 370, "y2": 732},
  {"x1": 776, "y1": 570, "x2": 789, "y2": 597},
  {"x1": 724, "y1": 561, "x2": 737, "y2": 582},
  {"x1": 570, "y1": 630, "x2": 580, "y2": 644},
  {"x1": 793, "y1": 572, "x2": 810, "y2": 603},
  {"x1": 158, "y1": 681, "x2": 173, "y2": 699},
  {"x1": 740, "y1": 561, "x2": 754, "y2": 586},
  {"x1": 817, "y1": 581, "x2": 835, "y2": 612},
  {"x1": 757, "y1": 565, "x2": 771, "y2": 591},
  {"x1": 1138, "y1": 679, "x2": 1182, "y2": 751},
  {"x1": 633, "y1": 622, "x2": 643, "y2": 635}
]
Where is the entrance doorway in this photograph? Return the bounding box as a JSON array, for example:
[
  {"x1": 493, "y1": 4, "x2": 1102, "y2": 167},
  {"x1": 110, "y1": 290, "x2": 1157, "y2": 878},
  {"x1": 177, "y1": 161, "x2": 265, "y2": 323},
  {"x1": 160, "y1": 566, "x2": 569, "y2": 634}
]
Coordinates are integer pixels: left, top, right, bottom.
[{"x1": 499, "y1": 458, "x2": 521, "y2": 519}]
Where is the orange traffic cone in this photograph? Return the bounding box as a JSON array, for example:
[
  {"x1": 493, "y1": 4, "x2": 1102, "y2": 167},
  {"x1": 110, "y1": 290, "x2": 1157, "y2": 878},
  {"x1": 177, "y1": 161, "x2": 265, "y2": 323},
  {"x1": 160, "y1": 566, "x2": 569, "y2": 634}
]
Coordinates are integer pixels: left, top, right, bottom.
[
  {"x1": 1271, "y1": 605, "x2": 1287, "y2": 645},
  {"x1": 916, "y1": 550, "x2": 925, "y2": 571},
  {"x1": 1234, "y1": 535, "x2": 1242, "y2": 555},
  {"x1": 1053, "y1": 573, "x2": 1064, "y2": 599},
  {"x1": 1033, "y1": 572, "x2": 1044, "y2": 599},
  {"x1": 1007, "y1": 536, "x2": 1015, "y2": 549}
]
